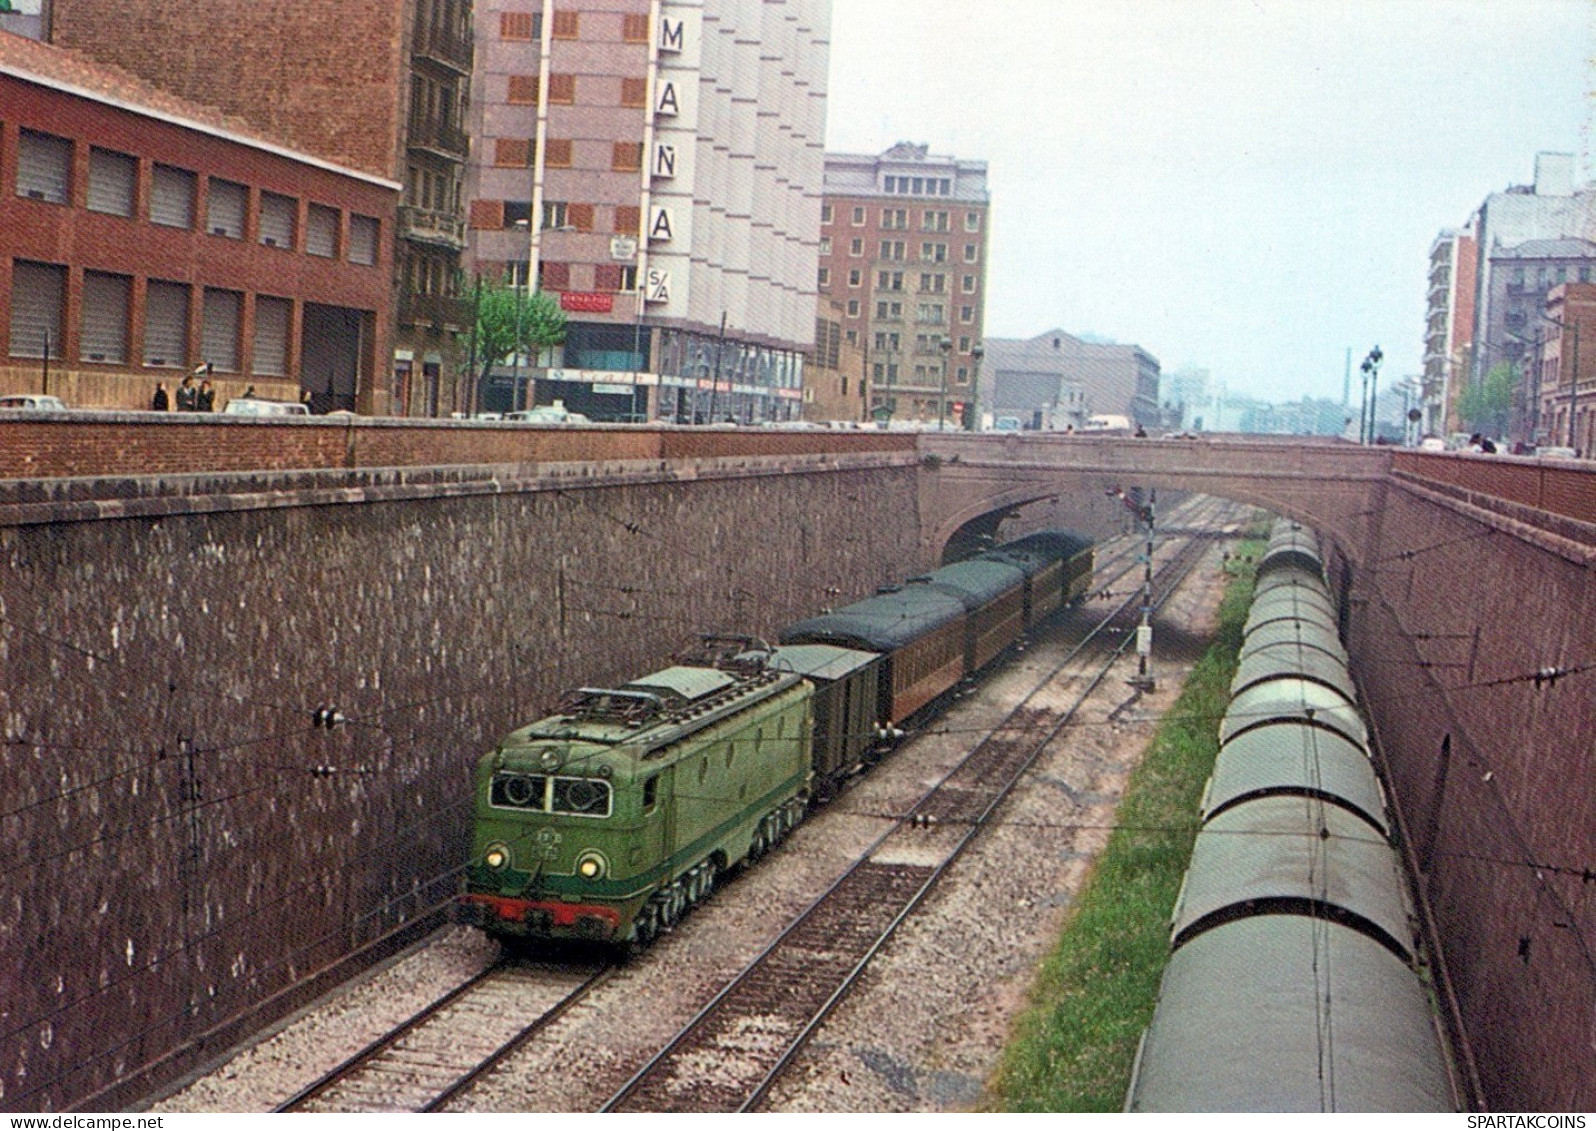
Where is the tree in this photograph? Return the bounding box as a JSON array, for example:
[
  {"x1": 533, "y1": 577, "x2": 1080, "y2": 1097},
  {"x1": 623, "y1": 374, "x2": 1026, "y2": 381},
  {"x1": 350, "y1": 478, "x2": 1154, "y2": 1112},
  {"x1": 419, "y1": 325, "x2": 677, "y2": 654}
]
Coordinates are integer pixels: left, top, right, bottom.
[
  {"x1": 1456, "y1": 361, "x2": 1518, "y2": 438},
  {"x1": 470, "y1": 281, "x2": 566, "y2": 390}
]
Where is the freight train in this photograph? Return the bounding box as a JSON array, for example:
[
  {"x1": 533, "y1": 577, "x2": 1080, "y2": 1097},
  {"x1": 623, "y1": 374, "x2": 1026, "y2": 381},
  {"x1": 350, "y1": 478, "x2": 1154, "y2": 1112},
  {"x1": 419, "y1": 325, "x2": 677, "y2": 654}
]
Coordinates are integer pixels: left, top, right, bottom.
[
  {"x1": 458, "y1": 532, "x2": 1094, "y2": 948},
  {"x1": 1124, "y1": 519, "x2": 1457, "y2": 1112}
]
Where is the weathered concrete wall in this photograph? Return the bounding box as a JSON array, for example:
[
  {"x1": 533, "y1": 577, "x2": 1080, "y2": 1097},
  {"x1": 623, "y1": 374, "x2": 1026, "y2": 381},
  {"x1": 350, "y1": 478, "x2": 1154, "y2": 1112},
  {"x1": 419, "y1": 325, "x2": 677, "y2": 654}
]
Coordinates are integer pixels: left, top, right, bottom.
[
  {"x1": 1338, "y1": 481, "x2": 1596, "y2": 1111},
  {"x1": 0, "y1": 455, "x2": 922, "y2": 1111}
]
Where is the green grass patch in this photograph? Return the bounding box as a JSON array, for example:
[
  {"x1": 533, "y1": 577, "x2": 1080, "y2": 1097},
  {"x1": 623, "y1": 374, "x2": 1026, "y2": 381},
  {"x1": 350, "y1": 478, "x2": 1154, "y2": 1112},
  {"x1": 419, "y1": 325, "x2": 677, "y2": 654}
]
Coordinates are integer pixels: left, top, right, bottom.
[{"x1": 987, "y1": 539, "x2": 1262, "y2": 1112}]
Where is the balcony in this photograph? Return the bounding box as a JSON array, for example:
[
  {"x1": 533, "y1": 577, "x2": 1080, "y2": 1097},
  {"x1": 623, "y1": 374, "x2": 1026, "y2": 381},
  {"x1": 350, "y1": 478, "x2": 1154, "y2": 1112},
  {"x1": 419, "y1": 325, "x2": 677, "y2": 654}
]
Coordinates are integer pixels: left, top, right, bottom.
[
  {"x1": 412, "y1": 21, "x2": 472, "y2": 74},
  {"x1": 400, "y1": 204, "x2": 468, "y2": 250},
  {"x1": 399, "y1": 290, "x2": 472, "y2": 332},
  {"x1": 407, "y1": 115, "x2": 468, "y2": 161}
]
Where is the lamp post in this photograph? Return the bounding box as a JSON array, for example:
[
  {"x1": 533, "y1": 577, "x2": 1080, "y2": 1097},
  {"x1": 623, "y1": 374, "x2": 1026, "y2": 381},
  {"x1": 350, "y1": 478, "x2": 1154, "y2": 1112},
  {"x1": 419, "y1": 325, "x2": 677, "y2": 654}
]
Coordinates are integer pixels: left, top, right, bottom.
[
  {"x1": 937, "y1": 335, "x2": 953, "y2": 429},
  {"x1": 512, "y1": 218, "x2": 532, "y2": 411},
  {"x1": 967, "y1": 341, "x2": 984, "y2": 430},
  {"x1": 1360, "y1": 345, "x2": 1383, "y2": 444}
]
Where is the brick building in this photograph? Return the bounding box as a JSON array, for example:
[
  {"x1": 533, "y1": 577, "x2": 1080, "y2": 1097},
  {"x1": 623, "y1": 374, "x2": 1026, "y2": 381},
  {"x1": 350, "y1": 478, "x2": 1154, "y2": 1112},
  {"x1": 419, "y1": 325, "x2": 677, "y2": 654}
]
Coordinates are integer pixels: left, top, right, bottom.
[
  {"x1": 0, "y1": 31, "x2": 396, "y2": 410},
  {"x1": 1422, "y1": 227, "x2": 1476, "y2": 438},
  {"x1": 466, "y1": 0, "x2": 829, "y2": 422},
  {"x1": 820, "y1": 143, "x2": 991, "y2": 427},
  {"x1": 1536, "y1": 282, "x2": 1596, "y2": 454},
  {"x1": 801, "y1": 299, "x2": 867, "y2": 423},
  {"x1": 46, "y1": 0, "x2": 475, "y2": 416}
]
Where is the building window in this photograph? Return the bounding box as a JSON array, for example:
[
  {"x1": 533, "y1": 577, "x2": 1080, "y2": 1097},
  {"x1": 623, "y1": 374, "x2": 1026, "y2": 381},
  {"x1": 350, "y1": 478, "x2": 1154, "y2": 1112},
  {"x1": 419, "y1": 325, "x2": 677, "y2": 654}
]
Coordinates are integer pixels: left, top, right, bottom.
[
  {"x1": 847, "y1": 299, "x2": 860, "y2": 316},
  {"x1": 965, "y1": 211, "x2": 981, "y2": 231},
  {"x1": 86, "y1": 147, "x2": 136, "y2": 217},
  {"x1": 469, "y1": 198, "x2": 505, "y2": 230},
  {"x1": 543, "y1": 138, "x2": 573, "y2": 167},
  {"x1": 541, "y1": 200, "x2": 567, "y2": 229},
  {"x1": 144, "y1": 280, "x2": 189, "y2": 368},
  {"x1": 201, "y1": 288, "x2": 242, "y2": 372},
  {"x1": 254, "y1": 296, "x2": 291, "y2": 376},
  {"x1": 916, "y1": 303, "x2": 944, "y2": 323},
  {"x1": 9, "y1": 261, "x2": 65, "y2": 358},
  {"x1": 16, "y1": 130, "x2": 71, "y2": 204},
  {"x1": 619, "y1": 265, "x2": 638, "y2": 291},
  {"x1": 820, "y1": 203, "x2": 833, "y2": 224},
  {"x1": 496, "y1": 137, "x2": 533, "y2": 167},
  {"x1": 919, "y1": 273, "x2": 946, "y2": 293},
  {"x1": 876, "y1": 300, "x2": 902, "y2": 320},
  {"x1": 818, "y1": 267, "x2": 831, "y2": 288},
  {"x1": 500, "y1": 10, "x2": 534, "y2": 39},
  {"x1": 259, "y1": 191, "x2": 296, "y2": 249},
  {"x1": 852, "y1": 206, "x2": 865, "y2": 225},
  {"x1": 73, "y1": 271, "x2": 129, "y2": 363},
  {"x1": 551, "y1": 9, "x2": 579, "y2": 38},
  {"x1": 207, "y1": 178, "x2": 247, "y2": 238},
  {"x1": 623, "y1": 12, "x2": 649, "y2": 41},
  {"x1": 960, "y1": 305, "x2": 975, "y2": 323},
  {"x1": 548, "y1": 73, "x2": 576, "y2": 103},
  {"x1": 595, "y1": 263, "x2": 622, "y2": 291},
  {"x1": 507, "y1": 74, "x2": 539, "y2": 104},
  {"x1": 540, "y1": 260, "x2": 570, "y2": 288},
  {"x1": 955, "y1": 366, "x2": 969, "y2": 385},
  {"x1": 877, "y1": 270, "x2": 903, "y2": 291},
  {"x1": 923, "y1": 210, "x2": 949, "y2": 232},
  {"x1": 819, "y1": 236, "x2": 832, "y2": 255},
  {"x1": 848, "y1": 269, "x2": 862, "y2": 287},
  {"x1": 621, "y1": 77, "x2": 647, "y2": 107},
  {"x1": 304, "y1": 204, "x2": 338, "y2": 257},
  {"x1": 150, "y1": 164, "x2": 195, "y2": 229},
  {"x1": 964, "y1": 243, "x2": 979, "y2": 263},
  {"x1": 879, "y1": 240, "x2": 904, "y2": 261},
  {"x1": 567, "y1": 202, "x2": 594, "y2": 231},
  {"x1": 921, "y1": 242, "x2": 947, "y2": 263},
  {"x1": 612, "y1": 141, "x2": 644, "y2": 171},
  {"x1": 958, "y1": 336, "x2": 971, "y2": 352},
  {"x1": 349, "y1": 214, "x2": 380, "y2": 265},
  {"x1": 881, "y1": 207, "x2": 906, "y2": 229},
  {"x1": 962, "y1": 274, "x2": 977, "y2": 293},
  {"x1": 849, "y1": 238, "x2": 863, "y2": 256}
]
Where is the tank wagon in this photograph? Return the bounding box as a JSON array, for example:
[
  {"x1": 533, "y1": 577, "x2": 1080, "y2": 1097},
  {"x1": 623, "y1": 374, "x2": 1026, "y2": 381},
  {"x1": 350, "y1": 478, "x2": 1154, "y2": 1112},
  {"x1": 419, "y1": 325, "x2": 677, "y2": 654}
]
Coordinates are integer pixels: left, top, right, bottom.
[
  {"x1": 462, "y1": 531, "x2": 1094, "y2": 948},
  {"x1": 1125, "y1": 520, "x2": 1457, "y2": 1112}
]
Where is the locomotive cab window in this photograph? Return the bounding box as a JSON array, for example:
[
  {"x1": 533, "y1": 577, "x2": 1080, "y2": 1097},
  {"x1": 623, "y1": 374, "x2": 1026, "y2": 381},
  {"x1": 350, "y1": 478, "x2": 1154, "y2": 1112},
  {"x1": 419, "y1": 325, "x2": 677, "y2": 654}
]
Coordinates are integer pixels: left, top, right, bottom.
[
  {"x1": 491, "y1": 772, "x2": 611, "y2": 817},
  {"x1": 643, "y1": 774, "x2": 659, "y2": 812}
]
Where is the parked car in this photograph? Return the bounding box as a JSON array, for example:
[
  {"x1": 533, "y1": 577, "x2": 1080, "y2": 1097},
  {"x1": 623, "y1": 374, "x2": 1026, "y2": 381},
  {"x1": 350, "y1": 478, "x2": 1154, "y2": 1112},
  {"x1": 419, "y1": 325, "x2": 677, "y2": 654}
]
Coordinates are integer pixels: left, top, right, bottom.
[
  {"x1": 222, "y1": 398, "x2": 309, "y2": 416},
  {"x1": 1536, "y1": 446, "x2": 1580, "y2": 460},
  {"x1": 505, "y1": 404, "x2": 590, "y2": 424},
  {"x1": 1417, "y1": 435, "x2": 1447, "y2": 452},
  {"x1": 0, "y1": 394, "x2": 68, "y2": 410}
]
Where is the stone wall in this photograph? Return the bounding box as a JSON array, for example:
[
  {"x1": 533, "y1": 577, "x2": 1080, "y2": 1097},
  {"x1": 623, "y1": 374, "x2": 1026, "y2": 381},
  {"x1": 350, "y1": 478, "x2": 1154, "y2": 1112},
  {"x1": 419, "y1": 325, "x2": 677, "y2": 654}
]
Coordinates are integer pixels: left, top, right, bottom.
[
  {"x1": 0, "y1": 455, "x2": 921, "y2": 1110},
  {"x1": 1340, "y1": 480, "x2": 1596, "y2": 1111}
]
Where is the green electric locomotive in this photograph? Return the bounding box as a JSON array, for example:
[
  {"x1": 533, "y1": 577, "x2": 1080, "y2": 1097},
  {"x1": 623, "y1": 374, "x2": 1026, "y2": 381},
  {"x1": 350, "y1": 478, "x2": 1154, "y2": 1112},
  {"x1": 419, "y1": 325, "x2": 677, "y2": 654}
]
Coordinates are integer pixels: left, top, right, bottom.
[{"x1": 460, "y1": 661, "x2": 814, "y2": 947}]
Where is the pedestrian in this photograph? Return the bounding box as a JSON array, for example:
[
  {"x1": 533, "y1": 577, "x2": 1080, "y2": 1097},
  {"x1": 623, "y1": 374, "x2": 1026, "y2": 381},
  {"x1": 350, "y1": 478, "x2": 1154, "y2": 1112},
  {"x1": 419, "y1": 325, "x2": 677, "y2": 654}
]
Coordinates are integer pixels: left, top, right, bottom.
[
  {"x1": 1134, "y1": 423, "x2": 1147, "y2": 438},
  {"x1": 241, "y1": 385, "x2": 257, "y2": 399},
  {"x1": 151, "y1": 382, "x2": 170, "y2": 412},
  {"x1": 299, "y1": 388, "x2": 315, "y2": 413},
  {"x1": 176, "y1": 374, "x2": 198, "y2": 412},
  {"x1": 197, "y1": 380, "x2": 216, "y2": 413}
]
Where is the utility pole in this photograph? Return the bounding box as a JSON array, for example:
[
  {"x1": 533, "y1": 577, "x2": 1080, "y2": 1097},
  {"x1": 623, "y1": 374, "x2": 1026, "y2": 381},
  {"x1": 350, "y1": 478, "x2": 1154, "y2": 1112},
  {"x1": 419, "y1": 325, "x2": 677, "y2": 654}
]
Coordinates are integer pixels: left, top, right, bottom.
[{"x1": 1133, "y1": 488, "x2": 1156, "y2": 691}]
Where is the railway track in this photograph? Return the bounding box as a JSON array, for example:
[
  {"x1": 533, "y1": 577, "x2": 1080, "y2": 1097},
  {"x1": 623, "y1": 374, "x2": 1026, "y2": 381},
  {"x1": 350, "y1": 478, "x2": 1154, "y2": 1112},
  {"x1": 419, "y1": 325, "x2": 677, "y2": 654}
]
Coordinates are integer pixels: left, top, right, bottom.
[
  {"x1": 274, "y1": 959, "x2": 609, "y2": 1113},
  {"x1": 600, "y1": 504, "x2": 1236, "y2": 1113}
]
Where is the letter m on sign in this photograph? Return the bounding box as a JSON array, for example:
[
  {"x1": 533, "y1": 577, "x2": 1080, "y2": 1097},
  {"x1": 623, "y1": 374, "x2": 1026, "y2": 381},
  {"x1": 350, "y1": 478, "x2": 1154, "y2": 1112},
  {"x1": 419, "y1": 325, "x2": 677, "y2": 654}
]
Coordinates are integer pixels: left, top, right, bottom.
[{"x1": 659, "y1": 17, "x2": 684, "y2": 52}]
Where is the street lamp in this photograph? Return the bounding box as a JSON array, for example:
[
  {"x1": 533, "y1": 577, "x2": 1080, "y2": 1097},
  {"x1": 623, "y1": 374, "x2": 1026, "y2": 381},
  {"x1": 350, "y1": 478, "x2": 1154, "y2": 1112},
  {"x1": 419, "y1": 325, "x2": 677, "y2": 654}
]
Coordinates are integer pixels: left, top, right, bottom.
[
  {"x1": 967, "y1": 341, "x2": 984, "y2": 430},
  {"x1": 1360, "y1": 345, "x2": 1383, "y2": 444},
  {"x1": 937, "y1": 335, "x2": 953, "y2": 429}
]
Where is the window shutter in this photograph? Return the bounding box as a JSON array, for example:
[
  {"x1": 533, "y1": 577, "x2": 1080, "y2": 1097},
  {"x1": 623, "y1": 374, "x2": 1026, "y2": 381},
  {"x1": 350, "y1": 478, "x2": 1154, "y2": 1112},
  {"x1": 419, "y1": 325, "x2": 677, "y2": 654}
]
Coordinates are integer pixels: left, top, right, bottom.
[
  {"x1": 348, "y1": 215, "x2": 379, "y2": 265},
  {"x1": 7, "y1": 261, "x2": 65, "y2": 358},
  {"x1": 469, "y1": 199, "x2": 504, "y2": 230},
  {"x1": 307, "y1": 204, "x2": 339, "y2": 257},
  {"x1": 17, "y1": 131, "x2": 71, "y2": 203},
  {"x1": 543, "y1": 138, "x2": 572, "y2": 167},
  {"x1": 507, "y1": 74, "x2": 539, "y2": 104},
  {"x1": 143, "y1": 281, "x2": 189, "y2": 368},
  {"x1": 568, "y1": 202, "x2": 594, "y2": 231},
  {"x1": 253, "y1": 296, "x2": 291, "y2": 376},
  {"x1": 207, "y1": 179, "x2": 247, "y2": 238},
  {"x1": 87, "y1": 148, "x2": 136, "y2": 216},
  {"x1": 201, "y1": 289, "x2": 241, "y2": 372},
  {"x1": 80, "y1": 272, "x2": 130, "y2": 363},
  {"x1": 150, "y1": 165, "x2": 195, "y2": 228},
  {"x1": 260, "y1": 192, "x2": 296, "y2": 248}
]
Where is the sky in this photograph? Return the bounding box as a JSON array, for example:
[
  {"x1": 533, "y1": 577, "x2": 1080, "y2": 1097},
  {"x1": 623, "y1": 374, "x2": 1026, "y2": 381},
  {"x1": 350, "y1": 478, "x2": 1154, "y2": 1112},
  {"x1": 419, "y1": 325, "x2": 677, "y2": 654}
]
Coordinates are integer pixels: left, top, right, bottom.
[{"x1": 825, "y1": 0, "x2": 1593, "y2": 403}]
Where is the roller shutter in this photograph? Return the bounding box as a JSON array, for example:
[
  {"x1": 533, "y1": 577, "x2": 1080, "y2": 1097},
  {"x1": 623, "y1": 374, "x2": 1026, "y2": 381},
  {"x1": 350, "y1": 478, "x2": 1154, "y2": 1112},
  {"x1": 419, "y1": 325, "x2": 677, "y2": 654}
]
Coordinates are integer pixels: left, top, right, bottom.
[
  {"x1": 348, "y1": 214, "x2": 379, "y2": 265},
  {"x1": 87, "y1": 148, "x2": 136, "y2": 217},
  {"x1": 17, "y1": 130, "x2": 71, "y2": 203},
  {"x1": 201, "y1": 289, "x2": 241, "y2": 372},
  {"x1": 143, "y1": 281, "x2": 189, "y2": 369},
  {"x1": 307, "y1": 204, "x2": 339, "y2": 257},
  {"x1": 260, "y1": 192, "x2": 296, "y2": 248},
  {"x1": 207, "y1": 179, "x2": 246, "y2": 238},
  {"x1": 150, "y1": 165, "x2": 195, "y2": 228},
  {"x1": 8, "y1": 261, "x2": 65, "y2": 358},
  {"x1": 253, "y1": 296, "x2": 291, "y2": 376},
  {"x1": 80, "y1": 272, "x2": 130, "y2": 363}
]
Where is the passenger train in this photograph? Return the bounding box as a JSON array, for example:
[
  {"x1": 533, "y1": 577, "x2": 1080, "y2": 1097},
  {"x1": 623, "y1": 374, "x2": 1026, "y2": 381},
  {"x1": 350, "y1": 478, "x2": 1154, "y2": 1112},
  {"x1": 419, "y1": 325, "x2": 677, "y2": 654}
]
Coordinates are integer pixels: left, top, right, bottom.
[{"x1": 459, "y1": 531, "x2": 1095, "y2": 948}]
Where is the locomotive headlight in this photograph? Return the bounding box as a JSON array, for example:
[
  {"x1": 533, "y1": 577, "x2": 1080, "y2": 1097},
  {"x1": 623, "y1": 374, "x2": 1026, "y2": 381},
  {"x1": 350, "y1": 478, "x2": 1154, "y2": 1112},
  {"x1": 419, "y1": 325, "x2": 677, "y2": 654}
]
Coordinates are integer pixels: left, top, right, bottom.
[
  {"x1": 575, "y1": 850, "x2": 608, "y2": 880},
  {"x1": 484, "y1": 843, "x2": 510, "y2": 870}
]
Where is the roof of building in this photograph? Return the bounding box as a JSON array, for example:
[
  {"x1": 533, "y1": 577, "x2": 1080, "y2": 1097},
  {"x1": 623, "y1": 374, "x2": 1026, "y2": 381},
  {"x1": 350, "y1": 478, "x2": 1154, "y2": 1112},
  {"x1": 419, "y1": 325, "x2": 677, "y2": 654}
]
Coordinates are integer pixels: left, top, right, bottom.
[
  {"x1": 1493, "y1": 237, "x2": 1596, "y2": 261},
  {"x1": 0, "y1": 29, "x2": 399, "y2": 189}
]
